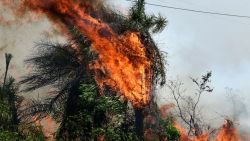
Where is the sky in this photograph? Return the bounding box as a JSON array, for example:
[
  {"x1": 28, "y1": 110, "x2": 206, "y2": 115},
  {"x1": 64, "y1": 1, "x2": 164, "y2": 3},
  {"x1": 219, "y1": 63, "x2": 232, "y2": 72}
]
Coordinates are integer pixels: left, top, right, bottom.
[
  {"x1": 0, "y1": 0, "x2": 250, "y2": 131},
  {"x1": 108, "y1": 0, "x2": 250, "y2": 130}
]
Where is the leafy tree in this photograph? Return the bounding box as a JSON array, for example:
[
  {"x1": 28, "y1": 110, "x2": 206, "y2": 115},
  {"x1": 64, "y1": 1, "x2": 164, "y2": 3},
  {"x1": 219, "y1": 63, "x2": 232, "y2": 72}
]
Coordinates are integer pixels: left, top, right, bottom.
[
  {"x1": 126, "y1": 0, "x2": 167, "y2": 33},
  {"x1": 19, "y1": 0, "x2": 168, "y2": 140},
  {"x1": 19, "y1": 32, "x2": 94, "y2": 139},
  {"x1": 0, "y1": 53, "x2": 18, "y2": 131},
  {"x1": 0, "y1": 53, "x2": 45, "y2": 140},
  {"x1": 57, "y1": 84, "x2": 138, "y2": 141}
]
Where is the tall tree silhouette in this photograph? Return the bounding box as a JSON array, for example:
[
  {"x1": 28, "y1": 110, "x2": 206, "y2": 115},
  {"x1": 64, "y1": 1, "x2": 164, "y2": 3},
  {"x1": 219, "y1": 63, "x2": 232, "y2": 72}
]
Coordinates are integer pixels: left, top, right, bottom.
[
  {"x1": 3, "y1": 53, "x2": 13, "y2": 89},
  {"x1": 19, "y1": 28, "x2": 96, "y2": 139},
  {"x1": 0, "y1": 53, "x2": 20, "y2": 132},
  {"x1": 124, "y1": 0, "x2": 167, "y2": 138},
  {"x1": 20, "y1": 0, "x2": 167, "y2": 139}
]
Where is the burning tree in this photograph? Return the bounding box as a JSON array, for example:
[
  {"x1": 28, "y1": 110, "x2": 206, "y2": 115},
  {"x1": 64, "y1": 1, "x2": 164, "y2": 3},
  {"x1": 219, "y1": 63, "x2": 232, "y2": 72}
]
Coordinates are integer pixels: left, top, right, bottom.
[{"x1": 1, "y1": 0, "x2": 169, "y2": 140}]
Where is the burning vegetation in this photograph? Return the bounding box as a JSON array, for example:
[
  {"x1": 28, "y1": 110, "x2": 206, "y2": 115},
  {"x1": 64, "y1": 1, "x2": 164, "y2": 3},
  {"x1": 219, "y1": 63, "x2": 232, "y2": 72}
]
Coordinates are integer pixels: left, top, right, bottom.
[
  {"x1": 0, "y1": 0, "x2": 248, "y2": 140},
  {"x1": 173, "y1": 119, "x2": 242, "y2": 141},
  {"x1": 6, "y1": 0, "x2": 166, "y2": 108}
]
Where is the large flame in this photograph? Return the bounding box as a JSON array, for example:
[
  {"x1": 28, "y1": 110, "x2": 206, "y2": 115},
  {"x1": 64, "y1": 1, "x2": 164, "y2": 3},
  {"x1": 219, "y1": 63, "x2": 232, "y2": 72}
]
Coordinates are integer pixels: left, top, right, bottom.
[
  {"x1": 213, "y1": 120, "x2": 241, "y2": 141},
  {"x1": 1, "y1": 0, "x2": 152, "y2": 108},
  {"x1": 173, "y1": 120, "x2": 242, "y2": 141}
]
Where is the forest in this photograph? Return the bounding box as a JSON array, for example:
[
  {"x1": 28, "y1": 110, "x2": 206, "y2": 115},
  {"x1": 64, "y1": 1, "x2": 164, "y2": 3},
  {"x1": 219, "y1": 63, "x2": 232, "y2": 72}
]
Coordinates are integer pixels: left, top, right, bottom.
[{"x1": 0, "y1": 0, "x2": 248, "y2": 140}]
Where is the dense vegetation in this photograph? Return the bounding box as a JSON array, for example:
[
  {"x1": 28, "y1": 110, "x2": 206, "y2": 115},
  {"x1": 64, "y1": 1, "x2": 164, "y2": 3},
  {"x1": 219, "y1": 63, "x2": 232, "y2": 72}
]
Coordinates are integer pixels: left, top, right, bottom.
[
  {"x1": 0, "y1": 0, "x2": 182, "y2": 140},
  {"x1": 0, "y1": 53, "x2": 46, "y2": 141}
]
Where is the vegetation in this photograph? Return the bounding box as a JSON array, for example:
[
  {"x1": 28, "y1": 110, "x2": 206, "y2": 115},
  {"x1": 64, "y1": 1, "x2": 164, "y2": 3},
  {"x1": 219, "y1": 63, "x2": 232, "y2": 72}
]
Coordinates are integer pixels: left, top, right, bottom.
[
  {"x1": 0, "y1": 0, "x2": 245, "y2": 141},
  {"x1": 0, "y1": 53, "x2": 46, "y2": 141},
  {"x1": 159, "y1": 116, "x2": 180, "y2": 141},
  {"x1": 167, "y1": 72, "x2": 213, "y2": 137},
  {"x1": 0, "y1": 0, "x2": 182, "y2": 140}
]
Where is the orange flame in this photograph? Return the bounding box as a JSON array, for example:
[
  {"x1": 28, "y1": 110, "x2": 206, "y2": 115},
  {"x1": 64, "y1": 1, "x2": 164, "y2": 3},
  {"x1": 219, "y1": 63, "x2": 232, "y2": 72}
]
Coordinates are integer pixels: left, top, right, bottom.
[
  {"x1": 214, "y1": 120, "x2": 241, "y2": 141},
  {"x1": 32, "y1": 116, "x2": 59, "y2": 139},
  {"x1": 174, "y1": 120, "x2": 242, "y2": 141},
  {"x1": 1, "y1": 0, "x2": 153, "y2": 108}
]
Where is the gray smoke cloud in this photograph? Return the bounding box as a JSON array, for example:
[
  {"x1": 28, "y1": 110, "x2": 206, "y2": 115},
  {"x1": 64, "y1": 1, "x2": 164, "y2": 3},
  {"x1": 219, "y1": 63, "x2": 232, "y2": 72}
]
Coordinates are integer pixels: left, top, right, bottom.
[{"x1": 0, "y1": 2, "x2": 66, "y2": 99}]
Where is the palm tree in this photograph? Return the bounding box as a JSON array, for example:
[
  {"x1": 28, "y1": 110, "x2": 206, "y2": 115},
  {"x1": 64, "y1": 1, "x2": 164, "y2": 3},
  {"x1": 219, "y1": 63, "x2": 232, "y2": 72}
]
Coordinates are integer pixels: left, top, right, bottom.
[
  {"x1": 20, "y1": 0, "x2": 167, "y2": 139},
  {"x1": 1, "y1": 53, "x2": 13, "y2": 101},
  {"x1": 0, "y1": 53, "x2": 20, "y2": 132},
  {"x1": 127, "y1": 0, "x2": 167, "y2": 33},
  {"x1": 93, "y1": 0, "x2": 168, "y2": 137},
  {"x1": 95, "y1": 0, "x2": 168, "y2": 137},
  {"x1": 123, "y1": 0, "x2": 168, "y2": 138},
  {"x1": 19, "y1": 27, "x2": 99, "y2": 139},
  {"x1": 3, "y1": 53, "x2": 13, "y2": 88}
]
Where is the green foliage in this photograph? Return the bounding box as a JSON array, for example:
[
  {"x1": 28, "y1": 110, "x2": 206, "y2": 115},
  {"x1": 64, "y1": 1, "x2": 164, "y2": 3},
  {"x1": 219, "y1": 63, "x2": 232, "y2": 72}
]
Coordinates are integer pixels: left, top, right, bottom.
[
  {"x1": 79, "y1": 84, "x2": 125, "y2": 113},
  {"x1": 0, "y1": 129, "x2": 45, "y2": 141},
  {"x1": 0, "y1": 101, "x2": 11, "y2": 129},
  {"x1": 19, "y1": 122, "x2": 46, "y2": 141},
  {"x1": 0, "y1": 130, "x2": 19, "y2": 141},
  {"x1": 126, "y1": 0, "x2": 167, "y2": 34},
  {"x1": 0, "y1": 53, "x2": 45, "y2": 141},
  {"x1": 13, "y1": 0, "x2": 168, "y2": 140},
  {"x1": 159, "y1": 116, "x2": 180, "y2": 141},
  {"x1": 0, "y1": 53, "x2": 15, "y2": 130},
  {"x1": 93, "y1": 126, "x2": 139, "y2": 141},
  {"x1": 57, "y1": 84, "x2": 138, "y2": 141}
]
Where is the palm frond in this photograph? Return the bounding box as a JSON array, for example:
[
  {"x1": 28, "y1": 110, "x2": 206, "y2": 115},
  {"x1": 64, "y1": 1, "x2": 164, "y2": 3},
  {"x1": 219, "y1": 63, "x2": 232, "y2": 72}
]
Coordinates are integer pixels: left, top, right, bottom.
[
  {"x1": 3, "y1": 53, "x2": 13, "y2": 92},
  {"x1": 19, "y1": 29, "x2": 93, "y2": 123},
  {"x1": 20, "y1": 42, "x2": 83, "y2": 92},
  {"x1": 4, "y1": 53, "x2": 13, "y2": 70},
  {"x1": 152, "y1": 14, "x2": 167, "y2": 33}
]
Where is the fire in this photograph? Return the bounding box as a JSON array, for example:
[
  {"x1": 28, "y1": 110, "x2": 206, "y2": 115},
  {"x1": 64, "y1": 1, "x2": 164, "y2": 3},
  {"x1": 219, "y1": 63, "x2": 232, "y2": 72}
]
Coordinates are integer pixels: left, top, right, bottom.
[
  {"x1": 0, "y1": 0, "x2": 152, "y2": 108},
  {"x1": 174, "y1": 120, "x2": 242, "y2": 141},
  {"x1": 160, "y1": 103, "x2": 175, "y2": 119},
  {"x1": 32, "y1": 116, "x2": 59, "y2": 139},
  {"x1": 214, "y1": 120, "x2": 241, "y2": 141},
  {"x1": 173, "y1": 122, "x2": 209, "y2": 141}
]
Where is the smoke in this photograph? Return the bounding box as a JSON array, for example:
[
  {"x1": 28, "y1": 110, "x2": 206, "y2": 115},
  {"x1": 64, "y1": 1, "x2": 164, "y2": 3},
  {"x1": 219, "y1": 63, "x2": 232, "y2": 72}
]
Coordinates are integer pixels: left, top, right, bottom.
[
  {"x1": 139, "y1": 0, "x2": 250, "y2": 137},
  {"x1": 0, "y1": 1, "x2": 67, "y2": 100},
  {"x1": 0, "y1": 0, "x2": 155, "y2": 108},
  {"x1": 1, "y1": 0, "x2": 249, "y2": 138},
  {"x1": 84, "y1": 0, "x2": 106, "y2": 7}
]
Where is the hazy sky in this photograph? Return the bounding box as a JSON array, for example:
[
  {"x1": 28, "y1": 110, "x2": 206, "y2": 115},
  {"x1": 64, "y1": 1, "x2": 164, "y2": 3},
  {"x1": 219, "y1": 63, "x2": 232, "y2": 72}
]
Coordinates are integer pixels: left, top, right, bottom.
[
  {"x1": 0, "y1": 0, "x2": 250, "y2": 130},
  {"x1": 108, "y1": 0, "x2": 250, "y2": 129},
  {"x1": 108, "y1": 0, "x2": 250, "y2": 94}
]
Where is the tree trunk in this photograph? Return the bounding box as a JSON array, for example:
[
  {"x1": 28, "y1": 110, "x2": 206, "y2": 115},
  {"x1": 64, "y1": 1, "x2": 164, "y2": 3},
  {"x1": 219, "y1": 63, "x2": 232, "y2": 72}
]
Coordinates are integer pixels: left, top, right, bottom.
[
  {"x1": 135, "y1": 108, "x2": 144, "y2": 139},
  {"x1": 58, "y1": 82, "x2": 81, "y2": 139},
  {"x1": 8, "y1": 92, "x2": 18, "y2": 132}
]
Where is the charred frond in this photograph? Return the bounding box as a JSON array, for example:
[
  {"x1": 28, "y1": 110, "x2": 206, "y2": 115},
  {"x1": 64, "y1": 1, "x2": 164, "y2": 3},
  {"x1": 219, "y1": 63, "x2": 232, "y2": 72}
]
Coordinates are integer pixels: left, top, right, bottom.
[
  {"x1": 19, "y1": 34, "x2": 92, "y2": 120},
  {"x1": 20, "y1": 42, "x2": 84, "y2": 92}
]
